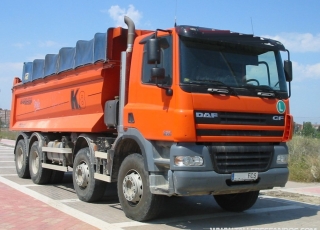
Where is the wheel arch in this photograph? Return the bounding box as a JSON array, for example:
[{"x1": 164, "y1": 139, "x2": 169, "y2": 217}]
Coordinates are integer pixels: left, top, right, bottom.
[
  {"x1": 28, "y1": 132, "x2": 45, "y2": 154},
  {"x1": 73, "y1": 134, "x2": 99, "y2": 164},
  {"x1": 112, "y1": 136, "x2": 145, "y2": 181},
  {"x1": 111, "y1": 128, "x2": 159, "y2": 181},
  {"x1": 14, "y1": 132, "x2": 31, "y2": 156}
]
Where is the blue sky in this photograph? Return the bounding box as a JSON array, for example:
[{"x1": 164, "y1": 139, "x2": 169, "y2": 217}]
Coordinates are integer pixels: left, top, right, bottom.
[{"x1": 0, "y1": 1, "x2": 319, "y2": 124}]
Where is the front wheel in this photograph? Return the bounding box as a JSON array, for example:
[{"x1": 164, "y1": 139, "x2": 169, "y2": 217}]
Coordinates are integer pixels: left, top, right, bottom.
[
  {"x1": 214, "y1": 190, "x2": 259, "y2": 212},
  {"x1": 118, "y1": 154, "x2": 163, "y2": 221},
  {"x1": 73, "y1": 147, "x2": 106, "y2": 202}
]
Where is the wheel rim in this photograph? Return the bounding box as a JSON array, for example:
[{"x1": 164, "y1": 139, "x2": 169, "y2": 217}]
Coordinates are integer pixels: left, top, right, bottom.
[
  {"x1": 30, "y1": 148, "x2": 39, "y2": 174},
  {"x1": 16, "y1": 147, "x2": 24, "y2": 170},
  {"x1": 75, "y1": 161, "x2": 90, "y2": 189},
  {"x1": 122, "y1": 170, "x2": 143, "y2": 204}
]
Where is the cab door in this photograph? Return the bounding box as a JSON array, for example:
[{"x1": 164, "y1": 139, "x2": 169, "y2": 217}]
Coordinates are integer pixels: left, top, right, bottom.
[{"x1": 125, "y1": 35, "x2": 175, "y2": 141}]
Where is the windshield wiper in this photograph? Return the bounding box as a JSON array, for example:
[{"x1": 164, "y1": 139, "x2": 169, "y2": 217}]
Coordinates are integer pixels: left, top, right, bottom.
[
  {"x1": 191, "y1": 79, "x2": 238, "y2": 96},
  {"x1": 244, "y1": 84, "x2": 282, "y2": 99},
  {"x1": 184, "y1": 79, "x2": 238, "y2": 96}
]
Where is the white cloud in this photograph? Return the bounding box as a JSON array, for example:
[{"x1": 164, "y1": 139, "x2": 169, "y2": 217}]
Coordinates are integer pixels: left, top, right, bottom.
[
  {"x1": 0, "y1": 62, "x2": 22, "y2": 108},
  {"x1": 13, "y1": 42, "x2": 30, "y2": 48},
  {"x1": 0, "y1": 62, "x2": 23, "y2": 82},
  {"x1": 292, "y1": 61, "x2": 320, "y2": 81},
  {"x1": 39, "y1": 40, "x2": 59, "y2": 48},
  {"x1": 0, "y1": 63, "x2": 21, "y2": 109},
  {"x1": 263, "y1": 33, "x2": 320, "y2": 53},
  {"x1": 104, "y1": 4, "x2": 142, "y2": 27}
]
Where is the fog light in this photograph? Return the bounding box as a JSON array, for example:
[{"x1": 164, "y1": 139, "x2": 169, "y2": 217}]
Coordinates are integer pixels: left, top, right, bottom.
[
  {"x1": 174, "y1": 156, "x2": 204, "y2": 166},
  {"x1": 277, "y1": 154, "x2": 288, "y2": 164}
]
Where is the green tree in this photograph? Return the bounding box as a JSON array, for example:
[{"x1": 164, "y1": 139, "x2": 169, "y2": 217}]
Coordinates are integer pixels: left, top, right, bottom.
[
  {"x1": 315, "y1": 125, "x2": 320, "y2": 138},
  {"x1": 301, "y1": 122, "x2": 316, "y2": 137}
]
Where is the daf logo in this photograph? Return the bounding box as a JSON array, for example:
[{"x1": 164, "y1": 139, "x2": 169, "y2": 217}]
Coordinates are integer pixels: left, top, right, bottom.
[
  {"x1": 273, "y1": 116, "x2": 284, "y2": 121},
  {"x1": 196, "y1": 112, "x2": 218, "y2": 118}
]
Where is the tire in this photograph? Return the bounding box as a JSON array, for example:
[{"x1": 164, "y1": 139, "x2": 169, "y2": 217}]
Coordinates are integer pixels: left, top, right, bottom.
[
  {"x1": 50, "y1": 170, "x2": 65, "y2": 184},
  {"x1": 214, "y1": 190, "x2": 259, "y2": 212},
  {"x1": 73, "y1": 147, "x2": 107, "y2": 202},
  {"x1": 15, "y1": 139, "x2": 30, "y2": 178},
  {"x1": 118, "y1": 154, "x2": 163, "y2": 221},
  {"x1": 29, "y1": 141, "x2": 52, "y2": 184}
]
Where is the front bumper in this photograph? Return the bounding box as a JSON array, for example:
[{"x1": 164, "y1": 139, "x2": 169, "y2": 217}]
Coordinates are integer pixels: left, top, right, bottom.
[
  {"x1": 149, "y1": 142, "x2": 289, "y2": 196},
  {"x1": 171, "y1": 167, "x2": 289, "y2": 196}
]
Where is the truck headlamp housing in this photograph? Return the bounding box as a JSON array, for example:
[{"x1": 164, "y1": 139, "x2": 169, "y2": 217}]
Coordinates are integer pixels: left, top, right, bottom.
[
  {"x1": 174, "y1": 156, "x2": 204, "y2": 166},
  {"x1": 276, "y1": 154, "x2": 288, "y2": 164}
]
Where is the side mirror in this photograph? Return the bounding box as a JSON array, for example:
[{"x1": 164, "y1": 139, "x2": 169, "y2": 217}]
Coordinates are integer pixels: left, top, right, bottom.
[
  {"x1": 147, "y1": 38, "x2": 160, "y2": 64},
  {"x1": 151, "y1": 67, "x2": 165, "y2": 81},
  {"x1": 284, "y1": 60, "x2": 292, "y2": 82}
]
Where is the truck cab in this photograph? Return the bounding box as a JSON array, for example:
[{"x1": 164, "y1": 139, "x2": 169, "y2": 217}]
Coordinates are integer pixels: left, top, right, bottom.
[{"x1": 115, "y1": 24, "x2": 293, "y2": 219}]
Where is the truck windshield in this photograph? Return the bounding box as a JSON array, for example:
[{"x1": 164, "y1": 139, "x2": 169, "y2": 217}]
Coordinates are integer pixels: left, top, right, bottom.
[{"x1": 179, "y1": 37, "x2": 288, "y2": 97}]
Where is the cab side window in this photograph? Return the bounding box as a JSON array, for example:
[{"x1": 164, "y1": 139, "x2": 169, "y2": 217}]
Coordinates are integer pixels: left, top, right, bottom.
[{"x1": 142, "y1": 36, "x2": 172, "y2": 86}]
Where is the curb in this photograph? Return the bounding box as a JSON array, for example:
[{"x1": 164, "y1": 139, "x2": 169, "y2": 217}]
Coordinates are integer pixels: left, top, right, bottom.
[{"x1": 0, "y1": 138, "x2": 15, "y2": 147}]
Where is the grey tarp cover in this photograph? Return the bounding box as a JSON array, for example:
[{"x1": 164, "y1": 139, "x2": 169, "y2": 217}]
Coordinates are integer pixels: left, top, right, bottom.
[
  {"x1": 21, "y1": 32, "x2": 107, "y2": 83},
  {"x1": 44, "y1": 54, "x2": 59, "y2": 77},
  {"x1": 22, "y1": 62, "x2": 33, "y2": 83},
  {"x1": 57, "y1": 47, "x2": 76, "y2": 73},
  {"x1": 32, "y1": 59, "x2": 45, "y2": 81}
]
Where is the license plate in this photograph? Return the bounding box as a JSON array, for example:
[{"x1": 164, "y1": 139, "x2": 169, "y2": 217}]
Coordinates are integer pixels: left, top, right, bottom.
[{"x1": 231, "y1": 172, "x2": 258, "y2": 181}]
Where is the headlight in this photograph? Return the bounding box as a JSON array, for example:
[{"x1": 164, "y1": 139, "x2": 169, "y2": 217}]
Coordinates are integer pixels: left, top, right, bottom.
[
  {"x1": 277, "y1": 154, "x2": 288, "y2": 164},
  {"x1": 174, "y1": 156, "x2": 204, "y2": 166}
]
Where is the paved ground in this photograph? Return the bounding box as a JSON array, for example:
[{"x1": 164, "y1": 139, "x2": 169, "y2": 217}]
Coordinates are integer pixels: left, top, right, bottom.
[
  {"x1": 0, "y1": 179, "x2": 98, "y2": 230},
  {"x1": 1, "y1": 138, "x2": 320, "y2": 229},
  {"x1": 0, "y1": 138, "x2": 15, "y2": 147}
]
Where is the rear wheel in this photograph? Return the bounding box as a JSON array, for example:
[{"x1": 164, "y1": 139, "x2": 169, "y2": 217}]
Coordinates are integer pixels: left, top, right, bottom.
[
  {"x1": 118, "y1": 154, "x2": 163, "y2": 221},
  {"x1": 29, "y1": 141, "x2": 52, "y2": 184},
  {"x1": 214, "y1": 190, "x2": 259, "y2": 212},
  {"x1": 73, "y1": 148, "x2": 106, "y2": 202},
  {"x1": 15, "y1": 139, "x2": 30, "y2": 178}
]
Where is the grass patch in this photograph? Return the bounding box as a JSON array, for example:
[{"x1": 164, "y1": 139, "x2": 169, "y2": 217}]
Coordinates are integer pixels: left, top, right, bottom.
[
  {"x1": 288, "y1": 136, "x2": 320, "y2": 182},
  {"x1": 0, "y1": 128, "x2": 18, "y2": 140}
]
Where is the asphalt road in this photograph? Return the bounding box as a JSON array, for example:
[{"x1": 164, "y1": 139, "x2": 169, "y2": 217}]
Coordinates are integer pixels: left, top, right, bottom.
[{"x1": 1, "y1": 144, "x2": 319, "y2": 230}]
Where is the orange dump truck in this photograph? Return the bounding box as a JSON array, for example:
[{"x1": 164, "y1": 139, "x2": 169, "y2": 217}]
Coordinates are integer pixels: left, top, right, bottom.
[{"x1": 10, "y1": 16, "x2": 293, "y2": 221}]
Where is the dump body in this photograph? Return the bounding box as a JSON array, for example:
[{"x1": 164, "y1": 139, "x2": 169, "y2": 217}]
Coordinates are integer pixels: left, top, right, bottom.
[{"x1": 10, "y1": 27, "x2": 150, "y2": 132}]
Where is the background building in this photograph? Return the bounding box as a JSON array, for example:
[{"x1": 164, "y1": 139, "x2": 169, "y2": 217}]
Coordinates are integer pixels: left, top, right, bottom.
[{"x1": 0, "y1": 109, "x2": 10, "y2": 128}]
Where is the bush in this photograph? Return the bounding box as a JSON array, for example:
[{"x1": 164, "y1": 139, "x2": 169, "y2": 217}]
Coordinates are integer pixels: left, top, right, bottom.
[
  {"x1": 288, "y1": 136, "x2": 320, "y2": 182},
  {"x1": 0, "y1": 128, "x2": 18, "y2": 140}
]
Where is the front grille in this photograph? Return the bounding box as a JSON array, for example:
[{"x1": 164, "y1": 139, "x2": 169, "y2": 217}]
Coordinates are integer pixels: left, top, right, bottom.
[
  {"x1": 197, "y1": 130, "x2": 283, "y2": 137},
  {"x1": 195, "y1": 111, "x2": 284, "y2": 138},
  {"x1": 208, "y1": 144, "x2": 273, "y2": 174},
  {"x1": 195, "y1": 111, "x2": 285, "y2": 126}
]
